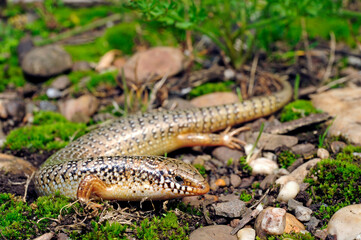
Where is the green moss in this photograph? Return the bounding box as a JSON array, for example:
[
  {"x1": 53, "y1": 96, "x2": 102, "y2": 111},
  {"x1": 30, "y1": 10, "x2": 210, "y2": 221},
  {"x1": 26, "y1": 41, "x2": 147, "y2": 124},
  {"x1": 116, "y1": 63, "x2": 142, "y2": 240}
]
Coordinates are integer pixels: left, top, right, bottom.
[
  {"x1": 239, "y1": 156, "x2": 252, "y2": 175},
  {"x1": 304, "y1": 149, "x2": 361, "y2": 226},
  {"x1": 73, "y1": 221, "x2": 129, "y2": 240},
  {"x1": 193, "y1": 164, "x2": 206, "y2": 177},
  {"x1": 188, "y1": 81, "x2": 234, "y2": 98},
  {"x1": 280, "y1": 100, "x2": 321, "y2": 122},
  {"x1": 278, "y1": 151, "x2": 299, "y2": 169},
  {"x1": 239, "y1": 191, "x2": 252, "y2": 202},
  {"x1": 4, "y1": 111, "x2": 88, "y2": 151},
  {"x1": 136, "y1": 212, "x2": 189, "y2": 240},
  {"x1": 264, "y1": 231, "x2": 315, "y2": 239},
  {"x1": 86, "y1": 70, "x2": 118, "y2": 92},
  {"x1": 104, "y1": 23, "x2": 138, "y2": 55},
  {"x1": 64, "y1": 43, "x2": 106, "y2": 62},
  {"x1": 0, "y1": 193, "x2": 75, "y2": 239}
]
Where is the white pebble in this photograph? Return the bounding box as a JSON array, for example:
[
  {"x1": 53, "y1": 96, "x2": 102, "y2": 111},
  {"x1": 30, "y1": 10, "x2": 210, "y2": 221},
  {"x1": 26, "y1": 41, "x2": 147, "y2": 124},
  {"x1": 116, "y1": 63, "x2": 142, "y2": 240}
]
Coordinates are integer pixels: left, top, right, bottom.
[
  {"x1": 328, "y1": 204, "x2": 361, "y2": 240},
  {"x1": 317, "y1": 148, "x2": 329, "y2": 159},
  {"x1": 249, "y1": 157, "x2": 278, "y2": 175},
  {"x1": 277, "y1": 181, "x2": 300, "y2": 202},
  {"x1": 295, "y1": 205, "x2": 312, "y2": 222},
  {"x1": 237, "y1": 228, "x2": 255, "y2": 240},
  {"x1": 46, "y1": 88, "x2": 62, "y2": 99}
]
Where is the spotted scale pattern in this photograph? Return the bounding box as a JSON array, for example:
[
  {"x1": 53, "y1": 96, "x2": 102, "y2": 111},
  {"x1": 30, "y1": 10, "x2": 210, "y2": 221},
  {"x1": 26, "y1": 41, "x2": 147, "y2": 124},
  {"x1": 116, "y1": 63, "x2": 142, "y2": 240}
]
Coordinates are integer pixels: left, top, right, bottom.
[{"x1": 35, "y1": 79, "x2": 292, "y2": 199}]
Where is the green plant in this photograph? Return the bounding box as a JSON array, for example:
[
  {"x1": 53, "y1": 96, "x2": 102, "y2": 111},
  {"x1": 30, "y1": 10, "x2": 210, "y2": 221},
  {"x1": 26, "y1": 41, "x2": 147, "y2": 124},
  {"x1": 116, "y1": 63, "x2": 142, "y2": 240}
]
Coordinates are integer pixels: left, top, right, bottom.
[
  {"x1": 188, "y1": 81, "x2": 234, "y2": 98},
  {"x1": 193, "y1": 164, "x2": 206, "y2": 177},
  {"x1": 239, "y1": 191, "x2": 252, "y2": 202},
  {"x1": 318, "y1": 119, "x2": 334, "y2": 148},
  {"x1": 305, "y1": 149, "x2": 361, "y2": 227},
  {"x1": 278, "y1": 151, "x2": 299, "y2": 169},
  {"x1": 280, "y1": 100, "x2": 321, "y2": 122},
  {"x1": 4, "y1": 111, "x2": 88, "y2": 151},
  {"x1": 239, "y1": 156, "x2": 252, "y2": 175}
]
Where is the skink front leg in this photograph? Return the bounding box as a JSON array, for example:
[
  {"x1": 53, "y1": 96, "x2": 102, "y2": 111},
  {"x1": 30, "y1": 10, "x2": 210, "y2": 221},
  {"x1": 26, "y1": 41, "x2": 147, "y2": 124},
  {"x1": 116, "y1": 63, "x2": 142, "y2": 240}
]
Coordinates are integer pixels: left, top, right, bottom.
[{"x1": 77, "y1": 174, "x2": 107, "y2": 210}]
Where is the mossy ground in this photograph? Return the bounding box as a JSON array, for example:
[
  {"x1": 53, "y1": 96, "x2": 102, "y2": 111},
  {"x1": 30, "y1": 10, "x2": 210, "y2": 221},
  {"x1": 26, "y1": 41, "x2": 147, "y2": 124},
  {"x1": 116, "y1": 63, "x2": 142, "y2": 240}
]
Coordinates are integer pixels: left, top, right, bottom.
[
  {"x1": 278, "y1": 151, "x2": 299, "y2": 169},
  {"x1": 280, "y1": 100, "x2": 321, "y2": 122},
  {"x1": 0, "y1": 193, "x2": 191, "y2": 240},
  {"x1": 3, "y1": 111, "x2": 88, "y2": 152},
  {"x1": 304, "y1": 145, "x2": 361, "y2": 227}
]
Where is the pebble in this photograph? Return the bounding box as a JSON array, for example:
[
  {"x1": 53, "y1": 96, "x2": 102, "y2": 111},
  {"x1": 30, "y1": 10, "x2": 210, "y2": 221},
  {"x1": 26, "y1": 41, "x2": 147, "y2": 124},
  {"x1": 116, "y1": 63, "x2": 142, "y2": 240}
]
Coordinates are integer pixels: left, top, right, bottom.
[
  {"x1": 251, "y1": 133, "x2": 298, "y2": 151},
  {"x1": 189, "y1": 225, "x2": 237, "y2": 240},
  {"x1": 59, "y1": 94, "x2": 99, "y2": 122},
  {"x1": 0, "y1": 98, "x2": 26, "y2": 121},
  {"x1": 317, "y1": 148, "x2": 329, "y2": 159},
  {"x1": 33, "y1": 232, "x2": 54, "y2": 240},
  {"x1": 237, "y1": 228, "x2": 256, "y2": 240},
  {"x1": 212, "y1": 147, "x2": 244, "y2": 164},
  {"x1": 0, "y1": 153, "x2": 36, "y2": 176},
  {"x1": 214, "y1": 178, "x2": 227, "y2": 187},
  {"x1": 21, "y1": 45, "x2": 72, "y2": 79},
  {"x1": 72, "y1": 61, "x2": 93, "y2": 71},
  {"x1": 46, "y1": 88, "x2": 62, "y2": 99},
  {"x1": 191, "y1": 92, "x2": 240, "y2": 107},
  {"x1": 255, "y1": 207, "x2": 286, "y2": 238},
  {"x1": 120, "y1": 47, "x2": 185, "y2": 88},
  {"x1": 277, "y1": 181, "x2": 300, "y2": 202},
  {"x1": 260, "y1": 174, "x2": 277, "y2": 190},
  {"x1": 327, "y1": 204, "x2": 361, "y2": 240},
  {"x1": 294, "y1": 205, "x2": 312, "y2": 222},
  {"x1": 284, "y1": 213, "x2": 306, "y2": 233},
  {"x1": 38, "y1": 101, "x2": 58, "y2": 112},
  {"x1": 230, "y1": 174, "x2": 242, "y2": 187},
  {"x1": 213, "y1": 199, "x2": 247, "y2": 218},
  {"x1": 304, "y1": 216, "x2": 320, "y2": 232},
  {"x1": 244, "y1": 143, "x2": 260, "y2": 156},
  {"x1": 291, "y1": 143, "x2": 316, "y2": 156},
  {"x1": 249, "y1": 157, "x2": 279, "y2": 175},
  {"x1": 50, "y1": 75, "x2": 71, "y2": 90},
  {"x1": 287, "y1": 199, "x2": 303, "y2": 211},
  {"x1": 330, "y1": 141, "x2": 346, "y2": 154},
  {"x1": 276, "y1": 158, "x2": 321, "y2": 185}
]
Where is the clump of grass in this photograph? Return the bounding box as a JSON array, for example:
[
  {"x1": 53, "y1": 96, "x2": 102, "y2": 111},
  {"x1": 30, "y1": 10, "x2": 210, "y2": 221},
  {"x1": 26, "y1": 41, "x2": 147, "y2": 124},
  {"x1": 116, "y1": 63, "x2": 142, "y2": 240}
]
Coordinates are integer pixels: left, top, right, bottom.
[
  {"x1": 74, "y1": 221, "x2": 129, "y2": 240},
  {"x1": 188, "y1": 81, "x2": 234, "y2": 98},
  {"x1": 305, "y1": 146, "x2": 361, "y2": 227},
  {"x1": 4, "y1": 111, "x2": 88, "y2": 151},
  {"x1": 239, "y1": 156, "x2": 252, "y2": 175},
  {"x1": 280, "y1": 100, "x2": 321, "y2": 122},
  {"x1": 193, "y1": 164, "x2": 206, "y2": 177},
  {"x1": 278, "y1": 151, "x2": 299, "y2": 169},
  {"x1": 239, "y1": 191, "x2": 252, "y2": 202},
  {"x1": 265, "y1": 231, "x2": 315, "y2": 240}
]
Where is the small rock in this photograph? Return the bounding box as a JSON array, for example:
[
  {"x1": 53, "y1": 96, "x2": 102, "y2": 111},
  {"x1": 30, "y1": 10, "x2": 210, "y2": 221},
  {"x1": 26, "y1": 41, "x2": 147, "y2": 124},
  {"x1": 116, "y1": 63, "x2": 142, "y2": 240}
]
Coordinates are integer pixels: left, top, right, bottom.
[
  {"x1": 189, "y1": 225, "x2": 237, "y2": 240},
  {"x1": 213, "y1": 199, "x2": 247, "y2": 218},
  {"x1": 120, "y1": 47, "x2": 185, "y2": 88},
  {"x1": 163, "y1": 98, "x2": 195, "y2": 110},
  {"x1": 17, "y1": 36, "x2": 34, "y2": 63},
  {"x1": 317, "y1": 148, "x2": 329, "y2": 159},
  {"x1": 263, "y1": 152, "x2": 277, "y2": 161},
  {"x1": 224, "y1": 68, "x2": 236, "y2": 80},
  {"x1": 0, "y1": 153, "x2": 36, "y2": 176},
  {"x1": 277, "y1": 181, "x2": 300, "y2": 202},
  {"x1": 287, "y1": 199, "x2": 303, "y2": 211},
  {"x1": 260, "y1": 174, "x2": 277, "y2": 190},
  {"x1": 276, "y1": 158, "x2": 321, "y2": 185},
  {"x1": 230, "y1": 174, "x2": 242, "y2": 188},
  {"x1": 191, "y1": 92, "x2": 240, "y2": 108},
  {"x1": 314, "y1": 229, "x2": 327, "y2": 240},
  {"x1": 38, "y1": 101, "x2": 58, "y2": 112},
  {"x1": 46, "y1": 88, "x2": 62, "y2": 99},
  {"x1": 239, "y1": 176, "x2": 254, "y2": 188},
  {"x1": 0, "y1": 98, "x2": 26, "y2": 121},
  {"x1": 59, "y1": 94, "x2": 99, "y2": 122},
  {"x1": 50, "y1": 75, "x2": 71, "y2": 90},
  {"x1": 330, "y1": 141, "x2": 347, "y2": 154},
  {"x1": 215, "y1": 178, "x2": 227, "y2": 187},
  {"x1": 244, "y1": 143, "x2": 260, "y2": 156},
  {"x1": 249, "y1": 157, "x2": 279, "y2": 175},
  {"x1": 291, "y1": 143, "x2": 316, "y2": 156},
  {"x1": 182, "y1": 196, "x2": 203, "y2": 208},
  {"x1": 219, "y1": 194, "x2": 240, "y2": 202},
  {"x1": 33, "y1": 232, "x2": 54, "y2": 240},
  {"x1": 237, "y1": 228, "x2": 256, "y2": 240},
  {"x1": 295, "y1": 205, "x2": 312, "y2": 222},
  {"x1": 348, "y1": 56, "x2": 361, "y2": 67},
  {"x1": 284, "y1": 213, "x2": 305, "y2": 233},
  {"x1": 72, "y1": 61, "x2": 93, "y2": 71},
  {"x1": 57, "y1": 232, "x2": 70, "y2": 240},
  {"x1": 251, "y1": 133, "x2": 298, "y2": 151},
  {"x1": 255, "y1": 207, "x2": 286, "y2": 238},
  {"x1": 212, "y1": 147, "x2": 244, "y2": 164},
  {"x1": 21, "y1": 45, "x2": 72, "y2": 79},
  {"x1": 305, "y1": 216, "x2": 320, "y2": 232},
  {"x1": 327, "y1": 204, "x2": 361, "y2": 240}
]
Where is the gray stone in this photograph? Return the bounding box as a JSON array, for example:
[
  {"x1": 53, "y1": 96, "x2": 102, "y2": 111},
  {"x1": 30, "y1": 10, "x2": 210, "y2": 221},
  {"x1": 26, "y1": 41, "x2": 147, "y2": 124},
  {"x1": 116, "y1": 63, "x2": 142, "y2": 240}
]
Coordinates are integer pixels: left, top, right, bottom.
[
  {"x1": 287, "y1": 199, "x2": 303, "y2": 211},
  {"x1": 189, "y1": 225, "x2": 237, "y2": 240},
  {"x1": 291, "y1": 143, "x2": 316, "y2": 156},
  {"x1": 21, "y1": 45, "x2": 72, "y2": 78},
  {"x1": 295, "y1": 205, "x2": 312, "y2": 222},
  {"x1": 39, "y1": 101, "x2": 58, "y2": 112},
  {"x1": 230, "y1": 174, "x2": 241, "y2": 187},
  {"x1": 51, "y1": 75, "x2": 71, "y2": 90},
  {"x1": 213, "y1": 199, "x2": 247, "y2": 218},
  {"x1": 218, "y1": 194, "x2": 239, "y2": 202},
  {"x1": 212, "y1": 146, "x2": 244, "y2": 164},
  {"x1": 305, "y1": 216, "x2": 320, "y2": 232},
  {"x1": 252, "y1": 133, "x2": 298, "y2": 151},
  {"x1": 46, "y1": 88, "x2": 62, "y2": 99}
]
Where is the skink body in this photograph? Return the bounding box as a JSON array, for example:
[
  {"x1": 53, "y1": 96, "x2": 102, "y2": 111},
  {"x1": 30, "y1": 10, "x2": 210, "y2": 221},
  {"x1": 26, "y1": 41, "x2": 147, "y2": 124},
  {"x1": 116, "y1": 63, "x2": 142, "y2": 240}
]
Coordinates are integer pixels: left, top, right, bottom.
[{"x1": 35, "y1": 79, "x2": 292, "y2": 201}]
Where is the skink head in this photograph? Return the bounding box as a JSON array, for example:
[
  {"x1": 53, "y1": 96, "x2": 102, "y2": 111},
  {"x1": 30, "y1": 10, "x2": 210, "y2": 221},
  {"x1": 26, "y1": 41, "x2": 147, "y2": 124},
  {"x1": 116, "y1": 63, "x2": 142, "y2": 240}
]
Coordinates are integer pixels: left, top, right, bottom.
[{"x1": 161, "y1": 158, "x2": 210, "y2": 197}]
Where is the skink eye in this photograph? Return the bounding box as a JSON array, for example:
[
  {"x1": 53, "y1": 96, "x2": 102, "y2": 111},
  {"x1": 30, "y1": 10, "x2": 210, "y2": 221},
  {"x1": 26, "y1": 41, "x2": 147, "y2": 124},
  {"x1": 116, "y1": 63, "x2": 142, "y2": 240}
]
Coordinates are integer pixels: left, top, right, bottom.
[{"x1": 175, "y1": 175, "x2": 183, "y2": 184}]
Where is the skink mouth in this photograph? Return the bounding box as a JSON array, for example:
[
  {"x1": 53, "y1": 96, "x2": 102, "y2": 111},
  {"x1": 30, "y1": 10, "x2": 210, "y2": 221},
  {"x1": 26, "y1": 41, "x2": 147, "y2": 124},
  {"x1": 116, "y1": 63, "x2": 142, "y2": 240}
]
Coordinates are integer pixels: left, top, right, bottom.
[{"x1": 192, "y1": 181, "x2": 210, "y2": 195}]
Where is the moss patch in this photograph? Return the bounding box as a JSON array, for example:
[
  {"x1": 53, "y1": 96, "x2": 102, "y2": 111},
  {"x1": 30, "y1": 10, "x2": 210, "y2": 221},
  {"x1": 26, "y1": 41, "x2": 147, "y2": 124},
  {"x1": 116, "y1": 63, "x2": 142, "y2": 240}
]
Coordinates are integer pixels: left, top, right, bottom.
[
  {"x1": 188, "y1": 81, "x2": 234, "y2": 98},
  {"x1": 4, "y1": 111, "x2": 88, "y2": 152},
  {"x1": 280, "y1": 100, "x2": 321, "y2": 122},
  {"x1": 278, "y1": 151, "x2": 299, "y2": 169},
  {"x1": 305, "y1": 146, "x2": 361, "y2": 226}
]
